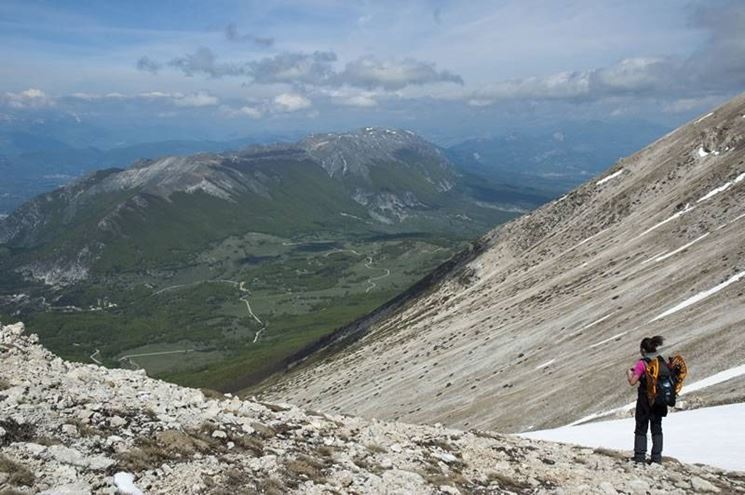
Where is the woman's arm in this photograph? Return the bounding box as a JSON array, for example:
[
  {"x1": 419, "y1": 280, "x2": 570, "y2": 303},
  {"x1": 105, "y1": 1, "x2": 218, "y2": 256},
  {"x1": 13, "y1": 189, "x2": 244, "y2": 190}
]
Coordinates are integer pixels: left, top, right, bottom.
[
  {"x1": 627, "y1": 360, "x2": 645, "y2": 385},
  {"x1": 627, "y1": 368, "x2": 640, "y2": 386}
]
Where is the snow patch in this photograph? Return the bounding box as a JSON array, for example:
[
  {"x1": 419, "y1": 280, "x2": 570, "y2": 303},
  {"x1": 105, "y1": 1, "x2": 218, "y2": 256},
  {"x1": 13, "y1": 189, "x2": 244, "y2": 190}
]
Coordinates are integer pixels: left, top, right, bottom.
[
  {"x1": 697, "y1": 182, "x2": 733, "y2": 203},
  {"x1": 568, "y1": 313, "x2": 618, "y2": 337},
  {"x1": 650, "y1": 270, "x2": 745, "y2": 322},
  {"x1": 695, "y1": 112, "x2": 713, "y2": 123},
  {"x1": 697, "y1": 146, "x2": 710, "y2": 158},
  {"x1": 596, "y1": 169, "x2": 624, "y2": 186},
  {"x1": 715, "y1": 211, "x2": 745, "y2": 230},
  {"x1": 652, "y1": 233, "x2": 710, "y2": 264},
  {"x1": 589, "y1": 331, "x2": 628, "y2": 349},
  {"x1": 185, "y1": 178, "x2": 233, "y2": 201},
  {"x1": 560, "y1": 228, "x2": 609, "y2": 257},
  {"x1": 521, "y1": 403, "x2": 745, "y2": 472},
  {"x1": 682, "y1": 364, "x2": 745, "y2": 395},
  {"x1": 535, "y1": 359, "x2": 555, "y2": 370},
  {"x1": 634, "y1": 203, "x2": 695, "y2": 239},
  {"x1": 641, "y1": 250, "x2": 669, "y2": 265}
]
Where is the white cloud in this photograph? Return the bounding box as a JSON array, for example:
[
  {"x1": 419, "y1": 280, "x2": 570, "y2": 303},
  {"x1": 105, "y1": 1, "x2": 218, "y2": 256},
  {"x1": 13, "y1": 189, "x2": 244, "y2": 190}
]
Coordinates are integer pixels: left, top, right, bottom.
[
  {"x1": 68, "y1": 92, "x2": 126, "y2": 101},
  {"x1": 465, "y1": 57, "x2": 678, "y2": 105},
  {"x1": 219, "y1": 104, "x2": 264, "y2": 119},
  {"x1": 247, "y1": 51, "x2": 336, "y2": 85},
  {"x1": 339, "y1": 56, "x2": 464, "y2": 90},
  {"x1": 1, "y1": 88, "x2": 55, "y2": 109},
  {"x1": 136, "y1": 91, "x2": 219, "y2": 107},
  {"x1": 172, "y1": 91, "x2": 220, "y2": 107},
  {"x1": 461, "y1": 1, "x2": 745, "y2": 107},
  {"x1": 274, "y1": 93, "x2": 312, "y2": 112},
  {"x1": 238, "y1": 106, "x2": 263, "y2": 118},
  {"x1": 338, "y1": 94, "x2": 378, "y2": 107}
]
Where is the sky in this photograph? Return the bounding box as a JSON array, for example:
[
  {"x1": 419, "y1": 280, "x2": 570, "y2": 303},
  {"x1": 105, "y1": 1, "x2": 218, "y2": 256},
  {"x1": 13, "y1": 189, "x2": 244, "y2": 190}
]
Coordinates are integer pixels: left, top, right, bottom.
[{"x1": 1, "y1": 0, "x2": 744, "y2": 146}]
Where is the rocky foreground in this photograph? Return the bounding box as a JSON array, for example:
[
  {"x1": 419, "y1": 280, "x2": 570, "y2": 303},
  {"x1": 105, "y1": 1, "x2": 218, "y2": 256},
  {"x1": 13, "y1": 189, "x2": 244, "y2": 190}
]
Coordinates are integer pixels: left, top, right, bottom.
[{"x1": 1, "y1": 323, "x2": 743, "y2": 494}]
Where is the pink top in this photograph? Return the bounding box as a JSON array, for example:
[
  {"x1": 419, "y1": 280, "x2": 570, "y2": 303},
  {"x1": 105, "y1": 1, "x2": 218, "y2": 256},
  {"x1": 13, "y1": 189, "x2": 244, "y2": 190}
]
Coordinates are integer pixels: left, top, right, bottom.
[{"x1": 632, "y1": 359, "x2": 646, "y2": 379}]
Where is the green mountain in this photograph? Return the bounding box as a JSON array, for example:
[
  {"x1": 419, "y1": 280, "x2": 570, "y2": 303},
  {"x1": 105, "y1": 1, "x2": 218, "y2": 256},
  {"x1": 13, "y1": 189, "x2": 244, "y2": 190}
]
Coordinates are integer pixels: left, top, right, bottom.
[{"x1": 0, "y1": 128, "x2": 550, "y2": 390}]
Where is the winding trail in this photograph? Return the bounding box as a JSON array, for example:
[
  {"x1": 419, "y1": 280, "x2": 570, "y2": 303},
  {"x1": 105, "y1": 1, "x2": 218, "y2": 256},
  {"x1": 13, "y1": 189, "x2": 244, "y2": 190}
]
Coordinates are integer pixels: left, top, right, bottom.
[
  {"x1": 152, "y1": 279, "x2": 266, "y2": 344},
  {"x1": 364, "y1": 256, "x2": 392, "y2": 294},
  {"x1": 151, "y1": 279, "x2": 239, "y2": 296},
  {"x1": 90, "y1": 349, "x2": 103, "y2": 365},
  {"x1": 324, "y1": 251, "x2": 392, "y2": 293},
  {"x1": 118, "y1": 349, "x2": 195, "y2": 370},
  {"x1": 324, "y1": 248, "x2": 361, "y2": 257},
  {"x1": 281, "y1": 239, "x2": 335, "y2": 247},
  {"x1": 148, "y1": 242, "x2": 394, "y2": 345},
  {"x1": 239, "y1": 281, "x2": 266, "y2": 343}
]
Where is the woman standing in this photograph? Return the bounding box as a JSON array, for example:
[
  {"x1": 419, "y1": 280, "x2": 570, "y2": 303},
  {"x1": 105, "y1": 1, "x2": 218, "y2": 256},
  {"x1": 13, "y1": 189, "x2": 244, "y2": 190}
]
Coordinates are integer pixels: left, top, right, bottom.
[{"x1": 626, "y1": 335, "x2": 667, "y2": 464}]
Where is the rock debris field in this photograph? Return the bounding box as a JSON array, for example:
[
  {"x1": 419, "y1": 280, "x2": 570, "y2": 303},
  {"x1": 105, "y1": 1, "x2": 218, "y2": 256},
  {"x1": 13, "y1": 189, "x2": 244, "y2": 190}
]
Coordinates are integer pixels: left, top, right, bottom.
[{"x1": 1, "y1": 323, "x2": 744, "y2": 494}]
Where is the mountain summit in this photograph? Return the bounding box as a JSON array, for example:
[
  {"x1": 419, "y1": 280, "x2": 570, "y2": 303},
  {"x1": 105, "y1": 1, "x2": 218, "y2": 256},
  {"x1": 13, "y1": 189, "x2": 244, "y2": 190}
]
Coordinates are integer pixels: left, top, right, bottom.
[{"x1": 263, "y1": 93, "x2": 745, "y2": 433}]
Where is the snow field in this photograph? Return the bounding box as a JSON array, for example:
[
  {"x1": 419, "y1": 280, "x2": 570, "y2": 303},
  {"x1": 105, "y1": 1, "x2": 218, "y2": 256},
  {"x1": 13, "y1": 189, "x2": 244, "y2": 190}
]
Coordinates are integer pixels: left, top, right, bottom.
[{"x1": 521, "y1": 403, "x2": 745, "y2": 472}]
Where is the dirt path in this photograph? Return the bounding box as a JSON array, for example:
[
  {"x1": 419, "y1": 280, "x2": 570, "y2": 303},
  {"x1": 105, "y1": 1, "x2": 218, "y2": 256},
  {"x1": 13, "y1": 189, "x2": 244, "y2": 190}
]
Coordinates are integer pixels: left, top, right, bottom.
[
  {"x1": 118, "y1": 349, "x2": 195, "y2": 369},
  {"x1": 364, "y1": 256, "x2": 391, "y2": 293},
  {"x1": 152, "y1": 279, "x2": 239, "y2": 296},
  {"x1": 152, "y1": 279, "x2": 266, "y2": 343},
  {"x1": 90, "y1": 349, "x2": 103, "y2": 365},
  {"x1": 238, "y1": 281, "x2": 266, "y2": 343},
  {"x1": 324, "y1": 248, "x2": 361, "y2": 257}
]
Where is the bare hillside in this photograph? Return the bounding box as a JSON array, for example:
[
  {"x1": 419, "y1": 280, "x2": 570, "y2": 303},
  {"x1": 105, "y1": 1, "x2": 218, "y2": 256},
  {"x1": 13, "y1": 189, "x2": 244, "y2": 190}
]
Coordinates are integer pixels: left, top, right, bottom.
[{"x1": 262, "y1": 93, "x2": 745, "y2": 433}]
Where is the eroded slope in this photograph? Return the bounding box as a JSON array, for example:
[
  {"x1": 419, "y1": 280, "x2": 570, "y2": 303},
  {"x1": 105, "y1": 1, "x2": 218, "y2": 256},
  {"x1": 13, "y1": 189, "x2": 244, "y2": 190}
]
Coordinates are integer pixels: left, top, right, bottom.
[{"x1": 263, "y1": 94, "x2": 745, "y2": 433}]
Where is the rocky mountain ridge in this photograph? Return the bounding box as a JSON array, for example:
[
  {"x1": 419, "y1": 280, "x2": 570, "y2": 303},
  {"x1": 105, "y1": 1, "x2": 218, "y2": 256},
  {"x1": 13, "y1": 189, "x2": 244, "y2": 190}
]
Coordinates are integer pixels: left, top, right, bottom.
[
  {"x1": 2, "y1": 322, "x2": 743, "y2": 494},
  {"x1": 262, "y1": 94, "x2": 745, "y2": 432}
]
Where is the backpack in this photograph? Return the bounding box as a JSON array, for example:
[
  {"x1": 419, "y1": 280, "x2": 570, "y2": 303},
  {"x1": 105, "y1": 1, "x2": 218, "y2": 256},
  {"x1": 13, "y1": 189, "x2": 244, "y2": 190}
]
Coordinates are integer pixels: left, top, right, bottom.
[{"x1": 644, "y1": 354, "x2": 687, "y2": 408}]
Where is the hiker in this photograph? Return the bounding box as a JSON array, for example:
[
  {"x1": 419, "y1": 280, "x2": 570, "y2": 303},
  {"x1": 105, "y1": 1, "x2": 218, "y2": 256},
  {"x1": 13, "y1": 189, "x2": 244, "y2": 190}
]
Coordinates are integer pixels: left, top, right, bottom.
[{"x1": 626, "y1": 335, "x2": 666, "y2": 464}]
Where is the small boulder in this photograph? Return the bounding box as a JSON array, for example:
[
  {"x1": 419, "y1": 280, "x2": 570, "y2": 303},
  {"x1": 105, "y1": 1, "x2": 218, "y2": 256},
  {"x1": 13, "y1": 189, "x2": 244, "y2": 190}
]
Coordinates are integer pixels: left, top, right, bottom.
[
  {"x1": 690, "y1": 476, "x2": 720, "y2": 493},
  {"x1": 433, "y1": 452, "x2": 458, "y2": 464},
  {"x1": 113, "y1": 472, "x2": 144, "y2": 495}
]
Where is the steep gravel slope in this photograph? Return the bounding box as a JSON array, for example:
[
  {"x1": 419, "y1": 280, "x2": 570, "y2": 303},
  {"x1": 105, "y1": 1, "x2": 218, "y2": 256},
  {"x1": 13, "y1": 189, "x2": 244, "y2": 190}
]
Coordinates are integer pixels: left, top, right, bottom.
[{"x1": 263, "y1": 93, "x2": 745, "y2": 433}]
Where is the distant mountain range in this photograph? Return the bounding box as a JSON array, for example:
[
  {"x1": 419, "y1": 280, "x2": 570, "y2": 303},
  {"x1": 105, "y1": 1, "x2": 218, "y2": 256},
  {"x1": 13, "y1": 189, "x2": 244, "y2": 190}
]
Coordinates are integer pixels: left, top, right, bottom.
[
  {"x1": 0, "y1": 119, "x2": 669, "y2": 214},
  {"x1": 0, "y1": 128, "x2": 549, "y2": 390}
]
